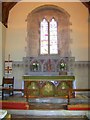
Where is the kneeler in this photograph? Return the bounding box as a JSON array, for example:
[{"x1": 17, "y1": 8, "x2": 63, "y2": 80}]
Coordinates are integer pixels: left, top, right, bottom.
[
  {"x1": 68, "y1": 104, "x2": 90, "y2": 110},
  {"x1": 0, "y1": 101, "x2": 29, "y2": 110}
]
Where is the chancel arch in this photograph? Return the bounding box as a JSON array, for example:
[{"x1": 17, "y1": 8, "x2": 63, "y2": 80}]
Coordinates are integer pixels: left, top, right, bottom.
[{"x1": 26, "y1": 5, "x2": 71, "y2": 57}]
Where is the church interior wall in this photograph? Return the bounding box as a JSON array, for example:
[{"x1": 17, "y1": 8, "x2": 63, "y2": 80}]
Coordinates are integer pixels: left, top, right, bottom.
[
  {"x1": 6, "y1": 2, "x2": 88, "y2": 61},
  {"x1": 0, "y1": 22, "x2": 3, "y2": 85},
  {"x1": 74, "y1": 63, "x2": 88, "y2": 89},
  {"x1": 0, "y1": 23, "x2": 6, "y2": 85},
  {"x1": 3, "y1": 2, "x2": 88, "y2": 89}
]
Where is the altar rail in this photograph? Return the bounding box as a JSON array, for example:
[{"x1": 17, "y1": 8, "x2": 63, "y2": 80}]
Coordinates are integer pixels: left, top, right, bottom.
[{"x1": 0, "y1": 88, "x2": 90, "y2": 105}]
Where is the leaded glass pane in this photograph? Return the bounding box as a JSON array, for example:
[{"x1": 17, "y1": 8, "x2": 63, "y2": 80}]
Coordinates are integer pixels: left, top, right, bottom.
[
  {"x1": 40, "y1": 19, "x2": 48, "y2": 54},
  {"x1": 50, "y1": 18, "x2": 58, "y2": 54}
]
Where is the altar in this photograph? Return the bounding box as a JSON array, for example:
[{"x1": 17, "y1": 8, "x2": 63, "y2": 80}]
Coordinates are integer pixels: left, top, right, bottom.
[
  {"x1": 22, "y1": 56, "x2": 75, "y2": 98},
  {"x1": 23, "y1": 75, "x2": 75, "y2": 98}
]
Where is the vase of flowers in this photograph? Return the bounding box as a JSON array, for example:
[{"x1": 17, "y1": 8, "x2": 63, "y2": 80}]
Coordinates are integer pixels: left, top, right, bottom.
[{"x1": 59, "y1": 62, "x2": 67, "y2": 75}]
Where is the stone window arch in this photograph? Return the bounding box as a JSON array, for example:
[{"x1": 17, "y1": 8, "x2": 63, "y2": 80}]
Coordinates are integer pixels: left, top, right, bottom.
[{"x1": 26, "y1": 5, "x2": 71, "y2": 57}]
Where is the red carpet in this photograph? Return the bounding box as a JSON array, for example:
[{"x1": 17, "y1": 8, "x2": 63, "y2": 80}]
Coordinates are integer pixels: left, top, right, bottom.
[
  {"x1": 68, "y1": 104, "x2": 90, "y2": 110},
  {"x1": 0, "y1": 101, "x2": 29, "y2": 109}
]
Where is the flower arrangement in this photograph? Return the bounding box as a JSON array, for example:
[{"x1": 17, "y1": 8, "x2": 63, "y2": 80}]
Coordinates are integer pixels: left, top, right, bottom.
[
  {"x1": 60, "y1": 62, "x2": 66, "y2": 71},
  {"x1": 32, "y1": 62, "x2": 39, "y2": 71}
]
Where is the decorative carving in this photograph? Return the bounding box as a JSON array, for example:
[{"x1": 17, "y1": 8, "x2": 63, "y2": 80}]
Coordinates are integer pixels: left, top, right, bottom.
[
  {"x1": 57, "y1": 82, "x2": 69, "y2": 97},
  {"x1": 43, "y1": 59, "x2": 55, "y2": 72},
  {"x1": 23, "y1": 56, "x2": 75, "y2": 76},
  {"x1": 12, "y1": 60, "x2": 89, "y2": 76},
  {"x1": 41, "y1": 82, "x2": 55, "y2": 97},
  {"x1": 28, "y1": 81, "x2": 40, "y2": 96},
  {"x1": 24, "y1": 79, "x2": 75, "y2": 98}
]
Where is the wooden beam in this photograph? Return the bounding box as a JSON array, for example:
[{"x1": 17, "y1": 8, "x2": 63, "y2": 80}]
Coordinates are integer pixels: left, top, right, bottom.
[
  {"x1": 82, "y1": 2, "x2": 90, "y2": 14},
  {"x1": 2, "y1": 2, "x2": 17, "y2": 27}
]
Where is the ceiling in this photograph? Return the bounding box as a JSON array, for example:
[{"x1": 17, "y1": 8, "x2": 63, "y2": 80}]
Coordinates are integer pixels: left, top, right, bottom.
[{"x1": 0, "y1": 1, "x2": 90, "y2": 28}]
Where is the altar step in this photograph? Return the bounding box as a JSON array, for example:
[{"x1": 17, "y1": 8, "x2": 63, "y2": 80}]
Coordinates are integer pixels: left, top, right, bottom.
[
  {"x1": 29, "y1": 103, "x2": 67, "y2": 110},
  {"x1": 8, "y1": 109, "x2": 89, "y2": 120},
  {"x1": 11, "y1": 115, "x2": 88, "y2": 120}
]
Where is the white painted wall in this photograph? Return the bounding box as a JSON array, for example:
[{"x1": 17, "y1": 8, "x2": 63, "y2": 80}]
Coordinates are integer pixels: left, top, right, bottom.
[
  {"x1": 0, "y1": 23, "x2": 6, "y2": 85},
  {"x1": 74, "y1": 66, "x2": 88, "y2": 89}
]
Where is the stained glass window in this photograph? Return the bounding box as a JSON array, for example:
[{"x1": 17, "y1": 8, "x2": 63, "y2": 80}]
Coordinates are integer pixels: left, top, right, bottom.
[
  {"x1": 40, "y1": 19, "x2": 48, "y2": 54},
  {"x1": 40, "y1": 18, "x2": 58, "y2": 54},
  {"x1": 50, "y1": 18, "x2": 58, "y2": 54}
]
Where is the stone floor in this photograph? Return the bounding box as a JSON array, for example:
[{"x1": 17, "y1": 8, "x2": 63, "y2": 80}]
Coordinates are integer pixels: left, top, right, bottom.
[{"x1": 11, "y1": 115, "x2": 89, "y2": 120}]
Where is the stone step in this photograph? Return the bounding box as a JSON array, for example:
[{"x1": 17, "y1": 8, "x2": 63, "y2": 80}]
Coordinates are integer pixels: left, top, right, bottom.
[
  {"x1": 11, "y1": 115, "x2": 88, "y2": 120},
  {"x1": 29, "y1": 103, "x2": 67, "y2": 110}
]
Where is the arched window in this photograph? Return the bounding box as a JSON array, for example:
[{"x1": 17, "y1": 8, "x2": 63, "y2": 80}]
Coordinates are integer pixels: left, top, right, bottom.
[
  {"x1": 40, "y1": 18, "x2": 48, "y2": 54},
  {"x1": 40, "y1": 18, "x2": 58, "y2": 55}
]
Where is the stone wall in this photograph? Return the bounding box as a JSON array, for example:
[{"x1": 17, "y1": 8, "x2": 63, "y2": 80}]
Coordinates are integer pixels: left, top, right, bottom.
[{"x1": 26, "y1": 5, "x2": 71, "y2": 57}]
